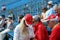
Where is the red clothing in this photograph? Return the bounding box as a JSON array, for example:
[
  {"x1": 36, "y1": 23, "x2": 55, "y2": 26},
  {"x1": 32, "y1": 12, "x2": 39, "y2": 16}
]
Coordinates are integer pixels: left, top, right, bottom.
[
  {"x1": 49, "y1": 23, "x2": 60, "y2": 40},
  {"x1": 34, "y1": 22, "x2": 49, "y2": 40}
]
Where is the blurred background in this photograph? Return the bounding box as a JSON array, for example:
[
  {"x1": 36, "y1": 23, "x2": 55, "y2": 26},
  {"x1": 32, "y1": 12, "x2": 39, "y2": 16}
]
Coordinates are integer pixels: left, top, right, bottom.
[{"x1": 0, "y1": 0, "x2": 60, "y2": 21}]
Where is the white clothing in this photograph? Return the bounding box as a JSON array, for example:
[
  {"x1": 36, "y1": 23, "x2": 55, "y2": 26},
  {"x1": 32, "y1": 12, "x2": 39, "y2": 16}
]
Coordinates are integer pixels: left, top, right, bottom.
[
  {"x1": 0, "y1": 29, "x2": 10, "y2": 40},
  {"x1": 27, "y1": 25, "x2": 34, "y2": 38},
  {"x1": 41, "y1": 12, "x2": 46, "y2": 19},
  {"x1": 0, "y1": 21, "x2": 13, "y2": 40},
  {"x1": 13, "y1": 24, "x2": 34, "y2": 40},
  {"x1": 0, "y1": 20, "x2": 3, "y2": 27}
]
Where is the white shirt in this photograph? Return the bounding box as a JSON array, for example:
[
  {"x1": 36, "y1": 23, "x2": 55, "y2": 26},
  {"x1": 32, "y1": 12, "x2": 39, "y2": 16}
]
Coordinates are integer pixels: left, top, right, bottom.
[
  {"x1": 6, "y1": 21, "x2": 13, "y2": 29},
  {"x1": 0, "y1": 19, "x2": 5, "y2": 27},
  {"x1": 0, "y1": 20, "x2": 3, "y2": 27},
  {"x1": 13, "y1": 24, "x2": 34, "y2": 40},
  {"x1": 41, "y1": 12, "x2": 46, "y2": 19},
  {"x1": 45, "y1": 8, "x2": 56, "y2": 19}
]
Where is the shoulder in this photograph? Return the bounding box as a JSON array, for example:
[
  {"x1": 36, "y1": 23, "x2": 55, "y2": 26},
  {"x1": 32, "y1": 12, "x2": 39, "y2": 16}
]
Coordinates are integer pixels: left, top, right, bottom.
[
  {"x1": 38, "y1": 23, "x2": 45, "y2": 29},
  {"x1": 52, "y1": 23, "x2": 60, "y2": 33},
  {"x1": 46, "y1": 8, "x2": 53, "y2": 14},
  {"x1": 14, "y1": 24, "x2": 20, "y2": 32},
  {"x1": 15, "y1": 24, "x2": 20, "y2": 29},
  {"x1": 50, "y1": 24, "x2": 60, "y2": 37}
]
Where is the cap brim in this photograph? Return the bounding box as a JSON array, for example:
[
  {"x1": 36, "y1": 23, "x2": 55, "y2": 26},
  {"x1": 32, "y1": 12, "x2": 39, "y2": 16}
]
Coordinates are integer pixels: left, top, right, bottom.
[
  {"x1": 26, "y1": 21, "x2": 33, "y2": 25},
  {"x1": 41, "y1": 19, "x2": 49, "y2": 22}
]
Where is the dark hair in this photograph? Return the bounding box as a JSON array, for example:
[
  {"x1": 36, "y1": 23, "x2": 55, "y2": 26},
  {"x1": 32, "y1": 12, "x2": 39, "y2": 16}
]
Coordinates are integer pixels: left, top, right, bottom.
[
  {"x1": 8, "y1": 17, "x2": 12, "y2": 20},
  {"x1": 24, "y1": 20, "x2": 28, "y2": 27},
  {"x1": 34, "y1": 17, "x2": 41, "y2": 22},
  {"x1": 18, "y1": 15, "x2": 24, "y2": 19},
  {"x1": 1, "y1": 15, "x2": 5, "y2": 18},
  {"x1": 42, "y1": 7, "x2": 47, "y2": 11},
  {"x1": 47, "y1": 21, "x2": 49, "y2": 24}
]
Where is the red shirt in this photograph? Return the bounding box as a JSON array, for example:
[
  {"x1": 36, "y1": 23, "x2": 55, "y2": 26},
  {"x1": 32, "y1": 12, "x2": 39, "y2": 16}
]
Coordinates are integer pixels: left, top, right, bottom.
[
  {"x1": 34, "y1": 22, "x2": 49, "y2": 40},
  {"x1": 49, "y1": 23, "x2": 60, "y2": 40}
]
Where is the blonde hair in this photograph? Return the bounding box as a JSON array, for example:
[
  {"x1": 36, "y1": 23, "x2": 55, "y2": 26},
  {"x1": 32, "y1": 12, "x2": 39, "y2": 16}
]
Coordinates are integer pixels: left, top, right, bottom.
[{"x1": 19, "y1": 17, "x2": 28, "y2": 36}]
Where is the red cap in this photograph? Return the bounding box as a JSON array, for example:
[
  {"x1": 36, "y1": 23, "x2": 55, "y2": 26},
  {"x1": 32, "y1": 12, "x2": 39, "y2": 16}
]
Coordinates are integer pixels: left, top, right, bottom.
[
  {"x1": 24, "y1": 14, "x2": 33, "y2": 25},
  {"x1": 45, "y1": 14, "x2": 56, "y2": 21}
]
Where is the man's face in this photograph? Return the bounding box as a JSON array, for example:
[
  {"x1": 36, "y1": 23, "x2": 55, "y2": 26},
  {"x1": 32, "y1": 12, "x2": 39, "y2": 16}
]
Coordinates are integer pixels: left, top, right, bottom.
[
  {"x1": 48, "y1": 21, "x2": 56, "y2": 28},
  {"x1": 54, "y1": 7, "x2": 60, "y2": 15},
  {"x1": 54, "y1": 8, "x2": 58, "y2": 13},
  {"x1": 8, "y1": 18, "x2": 11, "y2": 21},
  {"x1": 47, "y1": 4, "x2": 52, "y2": 9},
  {"x1": 57, "y1": 8, "x2": 60, "y2": 14}
]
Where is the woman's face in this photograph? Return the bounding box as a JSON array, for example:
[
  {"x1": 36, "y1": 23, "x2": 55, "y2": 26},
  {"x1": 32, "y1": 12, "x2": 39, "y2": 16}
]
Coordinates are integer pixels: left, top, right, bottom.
[
  {"x1": 8, "y1": 18, "x2": 11, "y2": 22},
  {"x1": 42, "y1": 10, "x2": 46, "y2": 13}
]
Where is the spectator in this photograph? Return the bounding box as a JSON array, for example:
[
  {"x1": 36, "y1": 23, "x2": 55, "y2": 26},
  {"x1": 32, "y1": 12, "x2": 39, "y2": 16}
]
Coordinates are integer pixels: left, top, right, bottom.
[
  {"x1": 0, "y1": 16, "x2": 3, "y2": 27},
  {"x1": 46, "y1": 14, "x2": 58, "y2": 35},
  {"x1": 46, "y1": 15, "x2": 58, "y2": 36},
  {"x1": 1, "y1": 15, "x2": 6, "y2": 28},
  {"x1": 50, "y1": 22, "x2": 60, "y2": 40},
  {"x1": 0, "y1": 15, "x2": 6, "y2": 32},
  {"x1": 33, "y1": 15, "x2": 49, "y2": 40},
  {"x1": 41, "y1": 7, "x2": 47, "y2": 20},
  {"x1": 13, "y1": 14, "x2": 34, "y2": 40},
  {"x1": 54, "y1": 4, "x2": 60, "y2": 21},
  {"x1": 45, "y1": 13, "x2": 60, "y2": 40},
  {"x1": 8, "y1": 11, "x2": 15, "y2": 20},
  {"x1": 0, "y1": 16, "x2": 4, "y2": 32},
  {"x1": 0, "y1": 15, "x2": 14, "y2": 40},
  {"x1": 0, "y1": 16, "x2": 2, "y2": 21},
  {"x1": 6, "y1": 16, "x2": 13, "y2": 29},
  {"x1": 47, "y1": 1, "x2": 53, "y2": 9},
  {"x1": 1, "y1": 15, "x2": 5, "y2": 20},
  {"x1": 45, "y1": 4, "x2": 58, "y2": 19},
  {"x1": 49, "y1": 4, "x2": 60, "y2": 40},
  {"x1": 18, "y1": 15, "x2": 24, "y2": 23}
]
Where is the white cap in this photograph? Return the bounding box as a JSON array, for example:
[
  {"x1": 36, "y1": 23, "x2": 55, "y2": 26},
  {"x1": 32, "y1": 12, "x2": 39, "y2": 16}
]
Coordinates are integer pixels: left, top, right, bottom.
[
  {"x1": 33, "y1": 15, "x2": 40, "y2": 21},
  {"x1": 33, "y1": 15, "x2": 39, "y2": 18},
  {"x1": 8, "y1": 15, "x2": 12, "y2": 17},
  {"x1": 48, "y1": 1, "x2": 53, "y2": 5},
  {"x1": 0, "y1": 16, "x2": 2, "y2": 18}
]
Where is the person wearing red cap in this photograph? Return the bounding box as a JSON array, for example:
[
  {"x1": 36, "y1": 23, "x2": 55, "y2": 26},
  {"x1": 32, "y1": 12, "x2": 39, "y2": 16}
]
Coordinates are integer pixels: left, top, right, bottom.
[
  {"x1": 49, "y1": 5, "x2": 60, "y2": 40},
  {"x1": 13, "y1": 14, "x2": 34, "y2": 40},
  {"x1": 33, "y1": 15, "x2": 49, "y2": 40},
  {"x1": 45, "y1": 14, "x2": 60, "y2": 40}
]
